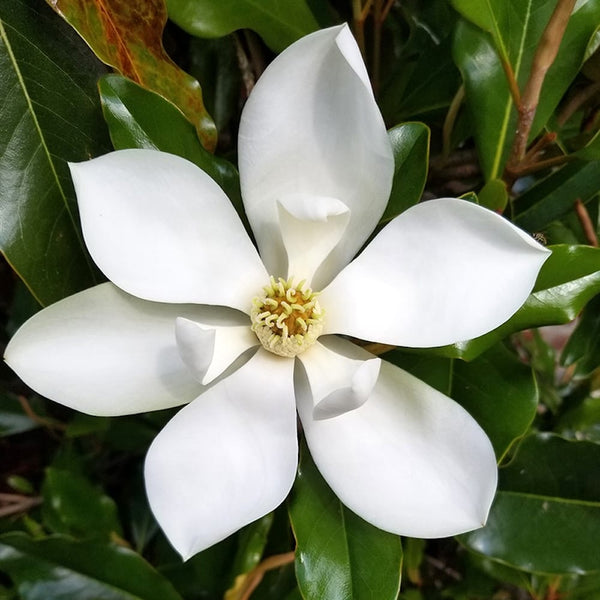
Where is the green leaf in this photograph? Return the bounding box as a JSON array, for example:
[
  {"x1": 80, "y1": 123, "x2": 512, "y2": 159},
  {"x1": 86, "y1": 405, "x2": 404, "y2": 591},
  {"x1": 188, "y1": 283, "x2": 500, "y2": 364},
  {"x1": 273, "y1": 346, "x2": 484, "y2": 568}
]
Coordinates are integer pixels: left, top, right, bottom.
[
  {"x1": 382, "y1": 351, "x2": 452, "y2": 395},
  {"x1": 433, "y1": 245, "x2": 600, "y2": 360},
  {"x1": 165, "y1": 0, "x2": 319, "y2": 52},
  {"x1": 478, "y1": 178, "x2": 508, "y2": 212},
  {"x1": 41, "y1": 468, "x2": 122, "y2": 541},
  {"x1": 98, "y1": 74, "x2": 242, "y2": 210},
  {"x1": 0, "y1": 532, "x2": 183, "y2": 600},
  {"x1": 461, "y1": 434, "x2": 600, "y2": 575},
  {"x1": 513, "y1": 160, "x2": 600, "y2": 232},
  {"x1": 382, "y1": 123, "x2": 430, "y2": 223},
  {"x1": 561, "y1": 293, "x2": 600, "y2": 376},
  {"x1": 0, "y1": 0, "x2": 110, "y2": 305},
  {"x1": 380, "y1": 4, "x2": 461, "y2": 123},
  {"x1": 289, "y1": 446, "x2": 402, "y2": 600},
  {"x1": 556, "y1": 396, "x2": 600, "y2": 443},
  {"x1": 226, "y1": 514, "x2": 274, "y2": 596},
  {"x1": 48, "y1": 0, "x2": 216, "y2": 150},
  {"x1": 452, "y1": 0, "x2": 600, "y2": 180},
  {"x1": 452, "y1": 344, "x2": 538, "y2": 460},
  {"x1": 187, "y1": 36, "x2": 241, "y2": 134},
  {"x1": 499, "y1": 433, "x2": 600, "y2": 501}
]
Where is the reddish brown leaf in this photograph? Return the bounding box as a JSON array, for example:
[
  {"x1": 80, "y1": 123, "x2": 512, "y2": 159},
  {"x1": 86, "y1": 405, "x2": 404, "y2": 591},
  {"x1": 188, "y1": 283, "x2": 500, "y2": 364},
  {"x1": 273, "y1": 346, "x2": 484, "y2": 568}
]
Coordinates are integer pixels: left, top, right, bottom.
[{"x1": 47, "y1": 0, "x2": 217, "y2": 151}]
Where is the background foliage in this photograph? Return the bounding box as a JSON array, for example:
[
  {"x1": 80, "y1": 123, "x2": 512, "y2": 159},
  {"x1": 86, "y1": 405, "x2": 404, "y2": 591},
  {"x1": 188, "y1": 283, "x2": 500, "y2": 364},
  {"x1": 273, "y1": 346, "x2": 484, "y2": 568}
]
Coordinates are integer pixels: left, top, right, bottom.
[{"x1": 1, "y1": 0, "x2": 600, "y2": 598}]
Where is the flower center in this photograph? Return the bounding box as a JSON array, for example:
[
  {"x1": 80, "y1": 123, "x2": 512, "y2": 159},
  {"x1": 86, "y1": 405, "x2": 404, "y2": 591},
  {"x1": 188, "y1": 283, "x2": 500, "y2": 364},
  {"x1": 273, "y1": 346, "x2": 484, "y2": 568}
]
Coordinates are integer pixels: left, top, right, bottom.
[{"x1": 250, "y1": 276, "x2": 324, "y2": 357}]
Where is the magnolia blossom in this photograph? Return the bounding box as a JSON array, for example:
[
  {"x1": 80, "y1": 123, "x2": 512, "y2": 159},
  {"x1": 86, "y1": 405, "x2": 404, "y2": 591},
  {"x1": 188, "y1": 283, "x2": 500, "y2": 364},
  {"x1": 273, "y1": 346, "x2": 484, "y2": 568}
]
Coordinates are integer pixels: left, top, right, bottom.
[{"x1": 5, "y1": 25, "x2": 549, "y2": 560}]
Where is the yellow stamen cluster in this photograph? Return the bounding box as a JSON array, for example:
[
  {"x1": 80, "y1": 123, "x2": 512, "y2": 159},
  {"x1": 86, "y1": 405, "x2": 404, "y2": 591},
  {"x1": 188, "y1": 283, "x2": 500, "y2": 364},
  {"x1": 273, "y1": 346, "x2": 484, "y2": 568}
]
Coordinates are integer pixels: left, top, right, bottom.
[{"x1": 251, "y1": 276, "x2": 324, "y2": 357}]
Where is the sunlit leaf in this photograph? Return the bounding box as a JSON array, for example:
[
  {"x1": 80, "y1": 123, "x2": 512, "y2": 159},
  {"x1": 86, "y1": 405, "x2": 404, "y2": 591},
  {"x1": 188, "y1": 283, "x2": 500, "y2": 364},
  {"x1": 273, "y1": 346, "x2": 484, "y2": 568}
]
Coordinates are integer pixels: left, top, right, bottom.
[{"x1": 47, "y1": 0, "x2": 216, "y2": 150}]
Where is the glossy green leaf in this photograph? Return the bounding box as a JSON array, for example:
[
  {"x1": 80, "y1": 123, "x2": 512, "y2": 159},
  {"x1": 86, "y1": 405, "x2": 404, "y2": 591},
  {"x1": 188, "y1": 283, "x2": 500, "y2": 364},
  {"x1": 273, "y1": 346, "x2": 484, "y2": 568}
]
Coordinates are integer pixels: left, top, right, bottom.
[
  {"x1": 452, "y1": 344, "x2": 538, "y2": 460},
  {"x1": 461, "y1": 434, "x2": 600, "y2": 575},
  {"x1": 48, "y1": 0, "x2": 216, "y2": 150},
  {"x1": 0, "y1": 0, "x2": 109, "y2": 305},
  {"x1": 0, "y1": 532, "x2": 183, "y2": 600},
  {"x1": 513, "y1": 160, "x2": 600, "y2": 232},
  {"x1": 382, "y1": 123, "x2": 430, "y2": 223},
  {"x1": 226, "y1": 513, "x2": 274, "y2": 596},
  {"x1": 382, "y1": 351, "x2": 452, "y2": 395},
  {"x1": 452, "y1": 0, "x2": 600, "y2": 180},
  {"x1": 556, "y1": 396, "x2": 600, "y2": 443},
  {"x1": 500, "y1": 433, "x2": 600, "y2": 500},
  {"x1": 289, "y1": 446, "x2": 402, "y2": 600},
  {"x1": 41, "y1": 468, "x2": 122, "y2": 541},
  {"x1": 561, "y1": 294, "x2": 600, "y2": 376},
  {"x1": 187, "y1": 36, "x2": 241, "y2": 134},
  {"x1": 575, "y1": 127, "x2": 600, "y2": 160},
  {"x1": 433, "y1": 245, "x2": 600, "y2": 360},
  {"x1": 478, "y1": 178, "x2": 508, "y2": 212},
  {"x1": 165, "y1": 0, "x2": 319, "y2": 52},
  {"x1": 380, "y1": 4, "x2": 461, "y2": 123},
  {"x1": 98, "y1": 74, "x2": 242, "y2": 210}
]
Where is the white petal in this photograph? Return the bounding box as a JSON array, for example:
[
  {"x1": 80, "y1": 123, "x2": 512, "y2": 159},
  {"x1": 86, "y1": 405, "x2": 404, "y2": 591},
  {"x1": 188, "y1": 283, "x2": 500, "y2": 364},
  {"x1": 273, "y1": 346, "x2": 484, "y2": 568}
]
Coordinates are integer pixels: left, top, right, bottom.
[
  {"x1": 298, "y1": 336, "x2": 380, "y2": 419},
  {"x1": 3, "y1": 283, "x2": 228, "y2": 416},
  {"x1": 297, "y1": 360, "x2": 498, "y2": 538},
  {"x1": 175, "y1": 318, "x2": 257, "y2": 385},
  {"x1": 239, "y1": 24, "x2": 394, "y2": 287},
  {"x1": 70, "y1": 149, "x2": 267, "y2": 312},
  {"x1": 278, "y1": 195, "x2": 350, "y2": 284},
  {"x1": 144, "y1": 349, "x2": 297, "y2": 559},
  {"x1": 321, "y1": 198, "x2": 551, "y2": 347}
]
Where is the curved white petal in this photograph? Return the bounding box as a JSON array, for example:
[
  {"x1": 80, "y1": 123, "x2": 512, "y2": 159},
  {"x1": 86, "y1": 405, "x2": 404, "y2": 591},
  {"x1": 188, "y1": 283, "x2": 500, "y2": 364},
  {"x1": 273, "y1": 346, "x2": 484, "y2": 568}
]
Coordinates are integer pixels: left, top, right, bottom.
[
  {"x1": 278, "y1": 195, "x2": 350, "y2": 284},
  {"x1": 321, "y1": 198, "x2": 551, "y2": 347},
  {"x1": 239, "y1": 24, "x2": 394, "y2": 286},
  {"x1": 297, "y1": 360, "x2": 498, "y2": 538},
  {"x1": 298, "y1": 336, "x2": 380, "y2": 420},
  {"x1": 175, "y1": 317, "x2": 257, "y2": 384},
  {"x1": 3, "y1": 283, "x2": 227, "y2": 416},
  {"x1": 70, "y1": 149, "x2": 268, "y2": 312},
  {"x1": 145, "y1": 349, "x2": 297, "y2": 559}
]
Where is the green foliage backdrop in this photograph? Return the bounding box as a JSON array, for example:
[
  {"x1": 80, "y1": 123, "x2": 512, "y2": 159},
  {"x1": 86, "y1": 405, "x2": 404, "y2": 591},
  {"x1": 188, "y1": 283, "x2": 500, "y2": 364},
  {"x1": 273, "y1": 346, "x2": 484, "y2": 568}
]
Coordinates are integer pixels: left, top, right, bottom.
[{"x1": 1, "y1": 0, "x2": 600, "y2": 599}]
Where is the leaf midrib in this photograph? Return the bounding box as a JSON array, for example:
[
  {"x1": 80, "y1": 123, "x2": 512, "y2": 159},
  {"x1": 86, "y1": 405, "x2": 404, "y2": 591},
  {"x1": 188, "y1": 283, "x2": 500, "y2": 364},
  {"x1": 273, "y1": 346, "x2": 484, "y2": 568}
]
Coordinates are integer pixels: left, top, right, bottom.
[{"x1": 0, "y1": 13, "x2": 94, "y2": 293}]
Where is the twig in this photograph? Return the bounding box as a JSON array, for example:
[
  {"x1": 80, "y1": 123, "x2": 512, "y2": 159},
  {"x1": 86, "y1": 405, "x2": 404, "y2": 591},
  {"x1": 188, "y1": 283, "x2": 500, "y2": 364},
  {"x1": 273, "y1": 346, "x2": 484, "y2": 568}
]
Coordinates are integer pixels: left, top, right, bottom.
[
  {"x1": 18, "y1": 395, "x2": 66, "y2": 431},
  {"x1": 0, "y1": 494, "x2": 42, "y2": 518},
  {"x1": 506, "y1": 0, "x2": 577, "y2": 177},
  {"x1": 372, "y1": 0, "x2": 383, "y2": 94},
  {"x1": 234, "y1": 34, "x2": 256, "y2": 98},
  {"x1": 234, "y1": 551, "x2": 295, "y2": 600},
  {"x1": 243, "y1": 30, "x2": 266, "y2": 80},
  {"x1": 513, "y1": 153, "x2": 572, "y2": 176},
  {"x1": 352, "y1": 0, "x2": 367, "y2": 57},
  {"x1": 381, "y1": 0, "x2": 395, "y2": 21},
  {"x1": 556, "y1": 81, "x2": 600, "y2": 127},
  {"x1": 574, "y1": 199, "x2": 599, "y2": 246},
  {"x1": 523, "y1": 132, "x2": 557, "y2": 162}
]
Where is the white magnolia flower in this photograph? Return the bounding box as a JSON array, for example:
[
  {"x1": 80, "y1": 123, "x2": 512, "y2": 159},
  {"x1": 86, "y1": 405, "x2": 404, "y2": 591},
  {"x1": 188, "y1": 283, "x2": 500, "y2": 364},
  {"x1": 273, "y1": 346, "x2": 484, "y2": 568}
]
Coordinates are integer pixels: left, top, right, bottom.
[{"x1": 5, "y1": 25, "x2": 549, "y2": 560}]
